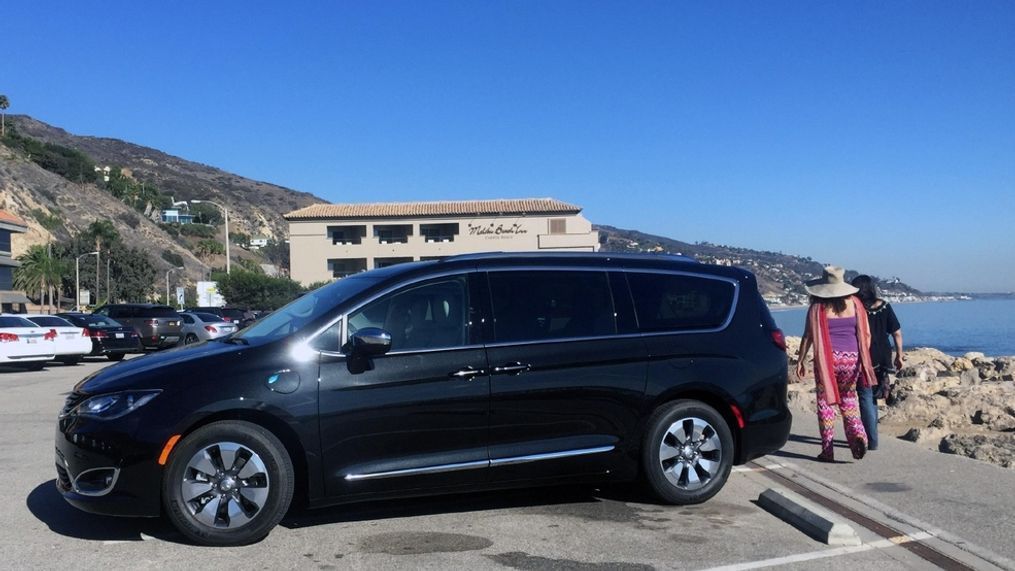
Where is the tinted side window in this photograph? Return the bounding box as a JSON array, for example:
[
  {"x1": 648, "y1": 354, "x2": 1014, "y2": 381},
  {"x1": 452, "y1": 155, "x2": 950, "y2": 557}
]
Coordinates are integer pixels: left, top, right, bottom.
[
  {"x1": 180, "y1": 314, "x2": 194, "y2": 324},
  {"x1": 109, "y1": 307, "x2": 133, "y2": 319},
  {"x1": 347, "y1": 276, "x2": 469, "y2": 352},
  {"x1": 489, "y1": 270, "x2": 616, "y2": 343},
  {"x1": 627, "y1": 272, "x2": 735, "y2": 332}
]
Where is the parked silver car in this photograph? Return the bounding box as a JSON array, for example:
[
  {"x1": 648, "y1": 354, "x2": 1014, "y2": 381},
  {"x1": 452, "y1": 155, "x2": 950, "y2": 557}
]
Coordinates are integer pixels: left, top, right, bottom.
[{"x1": 178, "y1": 312, "x2": 238, "y2": 344}]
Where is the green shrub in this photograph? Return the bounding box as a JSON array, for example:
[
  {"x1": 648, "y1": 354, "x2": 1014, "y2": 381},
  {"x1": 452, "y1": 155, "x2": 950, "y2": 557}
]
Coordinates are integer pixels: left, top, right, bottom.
[
  {"x1": 195, "y1": 239, "x2": 225, "y2": 256},
  {"x1": 180, "y1": 224, "x2": 217, "y2": 238},
  {"x1": 161, "y1": 249, "x2": 184, "y2": 267},
  {"x1": 30, "y1": 208, "x2": 62, "y2": 231}
]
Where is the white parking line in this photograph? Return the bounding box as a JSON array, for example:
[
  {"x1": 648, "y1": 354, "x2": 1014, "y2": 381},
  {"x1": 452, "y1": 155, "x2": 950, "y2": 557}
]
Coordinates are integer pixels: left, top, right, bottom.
[
  {"x1": 696, "y1": 533, "x2": 933, "y2": 571},
  {"x1": 732, "y1": 463, "x2": 783, "y2": 473}
]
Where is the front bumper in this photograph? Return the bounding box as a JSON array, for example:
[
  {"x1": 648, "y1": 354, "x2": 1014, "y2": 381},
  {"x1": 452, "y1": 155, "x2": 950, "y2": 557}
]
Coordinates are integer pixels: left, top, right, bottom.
[{"x1": 55, "y1": 415, "x2": 163, "y2": 518}]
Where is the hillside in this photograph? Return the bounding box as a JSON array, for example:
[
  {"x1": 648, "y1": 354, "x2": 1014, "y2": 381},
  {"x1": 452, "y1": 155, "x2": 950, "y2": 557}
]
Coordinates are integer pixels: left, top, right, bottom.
[
  {"x1": 1, "y1": 113, "x2": 930, "y2": 305},
  {"x1": 9, "y1": 116, "x2": 325, "y2": 239},
  {"x1": 596, "y1": 224, "x2": 925, "y2": 304}
]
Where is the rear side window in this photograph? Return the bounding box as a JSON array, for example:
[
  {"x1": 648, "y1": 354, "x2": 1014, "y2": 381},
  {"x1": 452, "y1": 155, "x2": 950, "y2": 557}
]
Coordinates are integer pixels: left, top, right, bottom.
[
  {"x1": 627, "y1": 272, "x2": 735, "y2": 332},
  {"x1": 488, "y1": 270, "x2": 616, "y2": 343}
]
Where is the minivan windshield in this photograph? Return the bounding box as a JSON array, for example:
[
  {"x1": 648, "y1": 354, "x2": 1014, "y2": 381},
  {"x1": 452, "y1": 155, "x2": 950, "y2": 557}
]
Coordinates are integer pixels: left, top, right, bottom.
[{"x1": 234, "y1": 276, "x2": 380, "y2": 344}]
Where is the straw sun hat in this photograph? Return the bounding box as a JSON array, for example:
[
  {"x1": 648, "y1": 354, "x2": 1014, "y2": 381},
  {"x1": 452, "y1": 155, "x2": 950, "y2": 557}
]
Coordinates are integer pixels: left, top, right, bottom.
[{"x1": 804, "y1": 266, "x2": 859, "y2": 299}]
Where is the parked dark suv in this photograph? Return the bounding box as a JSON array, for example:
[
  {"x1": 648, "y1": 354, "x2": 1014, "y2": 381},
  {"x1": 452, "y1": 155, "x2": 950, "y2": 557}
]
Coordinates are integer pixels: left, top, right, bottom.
[
  {"x1": 56, "y1": 253, "x2": 790, "y2": 546},
  {"x1": 91, "y1": 304, "x2": 183, "y2": 349}
]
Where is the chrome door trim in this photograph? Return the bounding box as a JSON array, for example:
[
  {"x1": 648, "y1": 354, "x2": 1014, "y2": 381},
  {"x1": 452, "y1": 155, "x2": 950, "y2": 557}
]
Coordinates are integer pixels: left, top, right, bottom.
[
  {"x1": 344, "y1": 460, "x2": 488, "y2": 481},
  {"x1": 489, "y1": 445, "x2": 615, "y2": 467},
  {"x1": 343, "y1": 445, "x2": 615, "y2": 481}
]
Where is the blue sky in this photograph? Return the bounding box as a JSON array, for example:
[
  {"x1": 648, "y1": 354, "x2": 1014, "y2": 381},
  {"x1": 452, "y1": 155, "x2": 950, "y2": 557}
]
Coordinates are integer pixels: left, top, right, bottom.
[{"x1": 4, "y1": 2, "x2": 1013, "y2": 292}]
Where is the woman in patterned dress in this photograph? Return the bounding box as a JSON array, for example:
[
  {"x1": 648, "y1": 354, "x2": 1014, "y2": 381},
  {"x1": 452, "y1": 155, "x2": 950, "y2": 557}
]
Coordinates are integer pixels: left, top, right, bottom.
[{"x1": 794, "y1": 266, "x2": 876, "y2": 462}]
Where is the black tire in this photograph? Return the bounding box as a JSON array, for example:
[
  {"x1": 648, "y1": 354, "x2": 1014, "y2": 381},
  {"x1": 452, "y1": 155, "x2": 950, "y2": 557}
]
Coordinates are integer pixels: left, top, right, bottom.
[
  {"x1": 107, "y1": 353, "x2": 126, "y2": 361},
  {"x1": 23, "y1": 361, "x2": 46, "y2": 371},
  {"x1": 642, "y1": 400, "x2": 734, "y2": 505},
  {"x1": 162, "y1": 421, "x2": 294, "y2": 546},
  {"x1": 184, "y1": 334, "x2": 199, "y2": 345}
]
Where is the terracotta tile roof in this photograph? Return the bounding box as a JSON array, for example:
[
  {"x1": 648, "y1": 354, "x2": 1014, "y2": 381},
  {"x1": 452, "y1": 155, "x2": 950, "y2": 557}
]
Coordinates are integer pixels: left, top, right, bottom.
[
  {"x1": 0, "y1": 210, "x2": 28, "y2": 229},
  {"x1": 284, "y1": 198, "x2": 582, "y2": 221}
]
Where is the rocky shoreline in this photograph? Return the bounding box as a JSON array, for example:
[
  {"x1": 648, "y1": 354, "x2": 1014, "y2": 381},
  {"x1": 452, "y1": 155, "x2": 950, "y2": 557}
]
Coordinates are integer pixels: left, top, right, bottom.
[{"x1": 786, "y1": 337, "x2": 1015, "y2": 469}]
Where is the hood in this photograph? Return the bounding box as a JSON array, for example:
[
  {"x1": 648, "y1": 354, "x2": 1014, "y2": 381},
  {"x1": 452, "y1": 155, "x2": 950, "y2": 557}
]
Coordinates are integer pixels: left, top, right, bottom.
[{"x1": 76, "y1": 340, "x2": 252, "y2": 394}]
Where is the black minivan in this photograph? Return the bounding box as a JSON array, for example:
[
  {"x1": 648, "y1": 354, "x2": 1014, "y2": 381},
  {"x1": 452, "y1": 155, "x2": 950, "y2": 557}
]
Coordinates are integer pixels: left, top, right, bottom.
[{"x1": 56, "y1": 253, "x2": 790, "y2": 546}]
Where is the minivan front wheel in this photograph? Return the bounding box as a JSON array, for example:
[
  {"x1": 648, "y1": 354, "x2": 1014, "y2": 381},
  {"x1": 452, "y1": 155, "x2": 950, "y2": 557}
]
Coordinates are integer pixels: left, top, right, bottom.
[
  {"x1": 642, "y1": 400, "x2": 733, "y2": 505},
  {"x1": 163, "y1": 421, "x2": 294, "y2": 546}
]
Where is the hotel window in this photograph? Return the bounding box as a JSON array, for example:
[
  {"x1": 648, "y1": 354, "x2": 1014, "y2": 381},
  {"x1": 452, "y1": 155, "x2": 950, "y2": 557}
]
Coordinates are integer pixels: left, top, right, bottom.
[
  {"x1": 329, "y1": 225, "x2": 365, "y2": 245},
  {"x1": 549, "y1": 218, "x2": 566, "y2": 234},
  {"x1": 420, "y1": 223, "x2": 459, "y2": 243},
  {"x1": 375, "y1": 225, "x2": 411, "y2": 244}
]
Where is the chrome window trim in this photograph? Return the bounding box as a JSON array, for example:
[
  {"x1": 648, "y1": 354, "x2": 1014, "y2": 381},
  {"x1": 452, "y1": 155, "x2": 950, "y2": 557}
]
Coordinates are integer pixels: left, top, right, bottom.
[
  {"x1": 344, "y1": 445, "x2": 615, "y2": 481},
  {"x1": 304, "y1": 263, "x2": 743, "y2": 353}
]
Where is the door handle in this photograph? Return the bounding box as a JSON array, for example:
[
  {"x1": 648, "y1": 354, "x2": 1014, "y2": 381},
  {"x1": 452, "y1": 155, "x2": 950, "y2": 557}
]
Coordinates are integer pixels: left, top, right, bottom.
[
  {"x1": 492, "y1": 362, "x2": 531, "y2": 375},
  {"x1": 449, "y1": 367, "x2": 485, "y2": 380}
]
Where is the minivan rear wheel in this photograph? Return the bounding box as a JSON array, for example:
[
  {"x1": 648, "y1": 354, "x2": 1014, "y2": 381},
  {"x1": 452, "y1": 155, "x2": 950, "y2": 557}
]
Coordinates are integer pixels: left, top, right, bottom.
[
  {"x1": 163, "y1": 421, "x2": 294, "y2": 546},
  {"x1": 642, "y1": 400, "x2": 733, "y2": 505}
]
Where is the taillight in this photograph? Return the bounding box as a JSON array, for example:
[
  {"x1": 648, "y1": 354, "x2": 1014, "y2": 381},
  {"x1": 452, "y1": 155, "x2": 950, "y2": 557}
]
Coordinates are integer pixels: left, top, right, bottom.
[
  {"x1": 81, "y1": 328, "x2": 90, "y2": 337},
  {"x1": 0, "y1": 332, "x2": 18, "y2": 342},
  {"x1": 146, "y1": 319, "x2": 158, "y2": 326},
  {"x1": 770, "y1": 328, "x2": 787, "y2": 351},
  {"x1": 91, "y1": 329, "x2": 109, "y2": 339},
  {"x1": 44, "y1": 329, "x2": 58, "y2": 341},
  {"x1": 222, "y1": 317, "x2": 233, "y2": 322},
  {"x1": 204, "y1": 325, "x2": 218, "y2": 333},
  {"x1": 131, "y1": 329, "x2": 140, "y2": 338}
]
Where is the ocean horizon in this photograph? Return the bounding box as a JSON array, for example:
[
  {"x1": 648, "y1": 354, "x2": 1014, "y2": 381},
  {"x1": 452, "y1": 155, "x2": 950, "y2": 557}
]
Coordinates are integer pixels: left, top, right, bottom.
[{"x1": 770, "y1": 298, "x2": 1015, "y2": 358}]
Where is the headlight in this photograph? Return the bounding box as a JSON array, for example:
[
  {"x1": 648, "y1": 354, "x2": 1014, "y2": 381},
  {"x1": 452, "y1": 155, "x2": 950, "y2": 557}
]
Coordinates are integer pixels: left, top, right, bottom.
[{"x1": 73, "y1": 390, "x2": 161, "y2": 420}]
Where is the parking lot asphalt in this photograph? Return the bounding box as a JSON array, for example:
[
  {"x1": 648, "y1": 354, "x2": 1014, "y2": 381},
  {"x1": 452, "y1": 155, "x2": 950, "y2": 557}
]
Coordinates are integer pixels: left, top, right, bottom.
[{"x1": 1, "y1": 357, "x2": 1009, "y2": 570}]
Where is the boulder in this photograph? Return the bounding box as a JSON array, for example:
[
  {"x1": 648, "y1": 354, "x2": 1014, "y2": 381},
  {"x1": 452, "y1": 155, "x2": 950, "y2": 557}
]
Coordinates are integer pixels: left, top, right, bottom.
[
  {"x1": 951, "y1": 357, "x2": 975, "y2": 373},
  {"x1": 939, "y1": 434, "x2": 1015, "y2": 469}
]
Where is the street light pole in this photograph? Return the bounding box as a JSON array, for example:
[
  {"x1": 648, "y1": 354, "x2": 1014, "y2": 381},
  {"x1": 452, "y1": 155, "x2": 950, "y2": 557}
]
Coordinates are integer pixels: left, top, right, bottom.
[
  {"x1": 191, "y1": 199, "x2": 230, "y2": 274},
  {"x1": 166, "y1": 267, "x2": 184, "y2": 308},
  {"x1": 75, "y1": 251, "x2": 99, "y2": 312}
]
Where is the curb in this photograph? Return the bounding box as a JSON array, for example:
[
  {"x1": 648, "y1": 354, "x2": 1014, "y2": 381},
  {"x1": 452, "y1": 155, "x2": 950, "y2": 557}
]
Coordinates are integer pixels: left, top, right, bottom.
[{"x1": 757, "y1": 487, "x2": 861, "y2": 546}]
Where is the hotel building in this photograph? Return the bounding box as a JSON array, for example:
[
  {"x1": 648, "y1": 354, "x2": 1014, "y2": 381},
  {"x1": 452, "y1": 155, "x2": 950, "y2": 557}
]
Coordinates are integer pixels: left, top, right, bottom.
[{"x1": 285, "y1": 198, "x2": 599, "y2": 285}]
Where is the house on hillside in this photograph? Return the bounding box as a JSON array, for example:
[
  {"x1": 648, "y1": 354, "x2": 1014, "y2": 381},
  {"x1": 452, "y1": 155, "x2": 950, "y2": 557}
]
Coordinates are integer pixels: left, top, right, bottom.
[
  {"x1": 0, "y1": 211, "x2": 30, "y2": 313},
  {"x1": 160, "y1": 208, "x2": 195, "y2": 224},
  {"x1": 284, "y1": 198, "x2": 599, "y2": 285}
]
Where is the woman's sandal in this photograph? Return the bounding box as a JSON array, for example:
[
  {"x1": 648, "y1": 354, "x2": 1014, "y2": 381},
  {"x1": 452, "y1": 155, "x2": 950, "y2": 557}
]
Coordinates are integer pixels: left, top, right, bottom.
[
  {"x1": 815, "y1": 453, "x2": 835, "y2": 463},
  {"x1": 850, "y1": 437, "x2": 867, "y2": 460}
]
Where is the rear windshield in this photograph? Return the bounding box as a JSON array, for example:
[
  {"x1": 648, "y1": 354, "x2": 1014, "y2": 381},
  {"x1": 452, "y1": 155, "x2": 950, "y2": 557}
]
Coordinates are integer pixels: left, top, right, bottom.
[
  {"x1": 0, "y1": 316, "x2": 36, "y2": 327},
  {"x1": 146, "y1": 306, "x2": 180, "y2": 318},
  {"x1": 26, "y1": 316, "x2": 73, "y2": 327},
  {"x1": 221, "y1": 309, "x2": 246, "y2": 319},
  {"x1": 194, "y1": 312, "x2": 223, "y2": 322},
  {"x1": 76, "y1": 315, "x2": 123, "y2": 327}
]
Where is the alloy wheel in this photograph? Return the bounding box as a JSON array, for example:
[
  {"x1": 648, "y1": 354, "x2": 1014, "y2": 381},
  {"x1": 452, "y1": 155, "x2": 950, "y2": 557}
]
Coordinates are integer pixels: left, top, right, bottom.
[
  {"x1": 181, "y1": 442, "x2": 270, "y2": 528},
  {"x1": 658, "y1": 416, "x2": 722, "y2": 491}
]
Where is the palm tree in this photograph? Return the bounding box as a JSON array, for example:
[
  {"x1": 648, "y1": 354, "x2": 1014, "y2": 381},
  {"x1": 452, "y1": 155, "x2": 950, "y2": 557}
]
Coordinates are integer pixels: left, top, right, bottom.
[
  {"x1": 0, "y1": 94, "x2": 9, "y2": 137},
  {"x1": 13, "y1": 244, "x2": 68, "y2": 313},
  {"x1": 87, "y1": 220, "x2": 119, "y2": 304}
]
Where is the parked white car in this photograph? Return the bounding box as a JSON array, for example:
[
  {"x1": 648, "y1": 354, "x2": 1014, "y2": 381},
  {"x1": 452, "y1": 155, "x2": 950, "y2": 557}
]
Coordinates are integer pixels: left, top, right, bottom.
[
  {"x1": 0, "y1": 314, "x2": 57, "y2": 370},
  {"x1": 179, "y1": 312, "x2": 239, "y2": 344},
  {"x1": 24, "y1": 314, "x2": 92, "y2": 365}
]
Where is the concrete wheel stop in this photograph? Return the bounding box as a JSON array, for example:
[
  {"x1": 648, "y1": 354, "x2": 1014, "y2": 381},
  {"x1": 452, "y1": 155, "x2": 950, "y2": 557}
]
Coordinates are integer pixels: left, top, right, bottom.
[{"x1": 758, "y1": 487, "x2": 861, "y2": 546}]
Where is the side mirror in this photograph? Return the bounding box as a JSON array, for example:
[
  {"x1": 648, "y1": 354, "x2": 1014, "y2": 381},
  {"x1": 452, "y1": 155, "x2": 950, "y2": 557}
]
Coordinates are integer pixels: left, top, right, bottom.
[{"x1": 347, "y1": 327, "x2": 392, "y2": 357}]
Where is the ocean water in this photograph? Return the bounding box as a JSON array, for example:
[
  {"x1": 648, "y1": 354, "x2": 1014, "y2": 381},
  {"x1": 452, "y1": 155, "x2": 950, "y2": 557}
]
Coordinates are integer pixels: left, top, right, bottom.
[{"x1": 770, "y1": 299, "x2": 1015, "y2": 357}]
